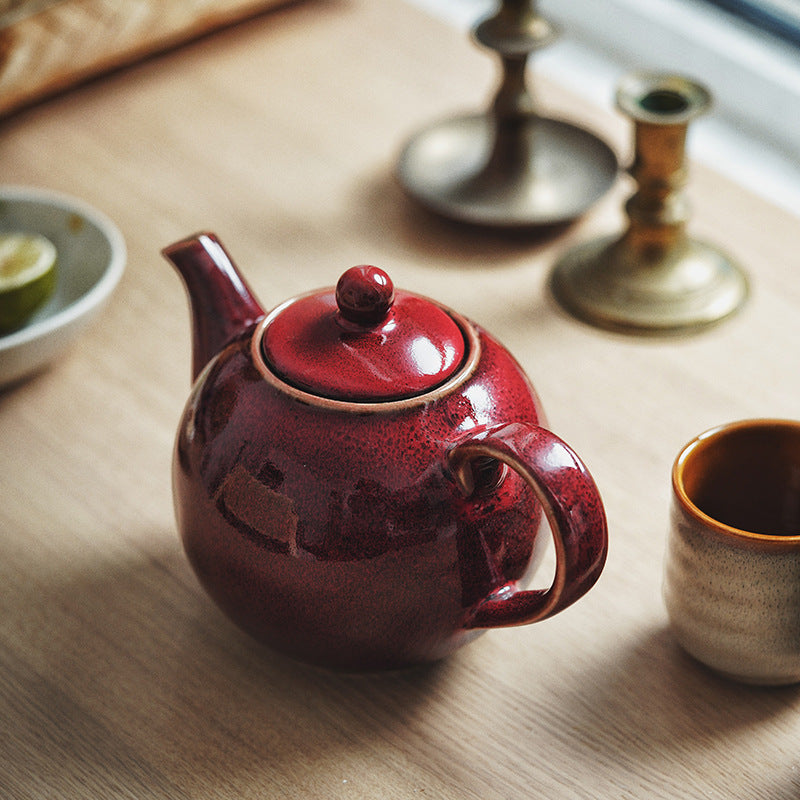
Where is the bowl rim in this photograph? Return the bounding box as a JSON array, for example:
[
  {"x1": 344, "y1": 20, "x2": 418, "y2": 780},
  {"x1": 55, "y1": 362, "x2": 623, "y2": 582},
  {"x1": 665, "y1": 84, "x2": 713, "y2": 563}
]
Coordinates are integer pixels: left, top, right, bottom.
[{"x1": 0, "y1": 184, "x2": 126, "y2": 352}]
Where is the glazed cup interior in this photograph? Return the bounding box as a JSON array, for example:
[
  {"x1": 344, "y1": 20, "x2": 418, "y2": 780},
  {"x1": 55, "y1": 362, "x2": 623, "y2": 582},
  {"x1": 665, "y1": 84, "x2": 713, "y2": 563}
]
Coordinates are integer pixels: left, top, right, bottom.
[{"x1": 675, "y1": 420, "x2": 800, "y2": 538}]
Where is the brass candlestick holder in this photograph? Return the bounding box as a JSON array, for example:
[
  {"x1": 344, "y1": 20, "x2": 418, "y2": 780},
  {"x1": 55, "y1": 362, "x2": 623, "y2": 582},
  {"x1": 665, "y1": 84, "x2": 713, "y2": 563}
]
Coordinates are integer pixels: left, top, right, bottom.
[
  {"x1": 396, "y1": 0, "x2": 618, "y2": 228},
  {"x1": 550, "y1": 72, "x2": 749, "y2": 335}
]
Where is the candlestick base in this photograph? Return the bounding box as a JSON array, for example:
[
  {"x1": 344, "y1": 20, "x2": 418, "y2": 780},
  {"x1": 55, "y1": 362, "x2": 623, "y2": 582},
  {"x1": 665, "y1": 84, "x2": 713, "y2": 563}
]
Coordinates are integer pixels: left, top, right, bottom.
[
  {"x1": 550, "y1": 235, "x2": 749, "y2": 335},
  {"x1": 397, "y1": 113, "x2": 617, "y2": 229}
]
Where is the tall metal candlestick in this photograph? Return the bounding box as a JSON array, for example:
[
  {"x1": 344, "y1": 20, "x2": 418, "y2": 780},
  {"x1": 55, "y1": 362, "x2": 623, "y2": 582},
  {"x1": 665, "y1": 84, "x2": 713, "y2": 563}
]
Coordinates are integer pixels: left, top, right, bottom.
[{"x1": 396, "y1": 0, "x2": 618, "y2": 228}]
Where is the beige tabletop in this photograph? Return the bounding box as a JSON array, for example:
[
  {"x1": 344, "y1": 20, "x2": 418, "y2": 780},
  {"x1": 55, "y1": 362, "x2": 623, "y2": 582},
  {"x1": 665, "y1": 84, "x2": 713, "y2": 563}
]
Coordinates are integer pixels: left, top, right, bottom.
[{"x1": 2, "y1": 1, "x2": 800, "y2": 797}]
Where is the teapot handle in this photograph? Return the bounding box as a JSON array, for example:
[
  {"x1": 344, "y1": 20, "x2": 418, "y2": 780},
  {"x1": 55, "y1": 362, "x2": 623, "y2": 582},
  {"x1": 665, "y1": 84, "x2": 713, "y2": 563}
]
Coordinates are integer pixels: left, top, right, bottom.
[{"x1": 447, "y1": 422, "x2": 608, "y2": 628}]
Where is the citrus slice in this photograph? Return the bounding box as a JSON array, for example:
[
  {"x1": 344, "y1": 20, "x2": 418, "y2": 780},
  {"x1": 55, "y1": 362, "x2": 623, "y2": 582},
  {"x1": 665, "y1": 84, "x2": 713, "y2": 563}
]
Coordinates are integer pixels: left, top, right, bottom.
[{"x1": 0, "y1": 232, "x2": 57, "y2": 333}]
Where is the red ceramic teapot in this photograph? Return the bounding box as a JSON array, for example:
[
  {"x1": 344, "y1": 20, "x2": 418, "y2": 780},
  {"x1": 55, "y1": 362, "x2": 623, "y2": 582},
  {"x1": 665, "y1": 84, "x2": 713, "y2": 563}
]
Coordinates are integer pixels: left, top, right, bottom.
[{"x1": 164, "y1": 233, "x2": 608, "y2": 670}]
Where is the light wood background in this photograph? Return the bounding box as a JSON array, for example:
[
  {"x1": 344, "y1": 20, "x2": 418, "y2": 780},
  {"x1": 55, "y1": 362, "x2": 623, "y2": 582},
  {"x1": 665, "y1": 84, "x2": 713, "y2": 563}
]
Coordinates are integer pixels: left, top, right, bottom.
[{"x1": 2, "y1": 0, "x2": 799, "y2": 797}]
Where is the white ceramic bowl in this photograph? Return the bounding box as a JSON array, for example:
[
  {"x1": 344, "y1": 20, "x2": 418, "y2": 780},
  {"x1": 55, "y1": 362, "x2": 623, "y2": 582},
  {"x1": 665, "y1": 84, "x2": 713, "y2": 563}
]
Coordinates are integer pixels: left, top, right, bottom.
[{"x1": 0, "y1": 186, "x2": 126, "y2": 388}]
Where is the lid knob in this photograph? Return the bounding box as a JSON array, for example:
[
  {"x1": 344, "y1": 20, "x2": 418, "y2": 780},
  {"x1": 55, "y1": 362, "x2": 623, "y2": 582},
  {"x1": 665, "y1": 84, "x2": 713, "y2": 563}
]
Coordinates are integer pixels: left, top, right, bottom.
[{"x1": 336, "y1": 266, "x2": 394, "y2": 325}]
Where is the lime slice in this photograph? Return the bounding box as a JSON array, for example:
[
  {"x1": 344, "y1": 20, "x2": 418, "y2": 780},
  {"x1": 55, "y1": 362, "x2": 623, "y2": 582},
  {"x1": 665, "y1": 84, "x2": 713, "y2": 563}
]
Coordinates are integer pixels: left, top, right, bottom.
[{"x1": 0, "y1": 233, "x2": 57, "y2": 333}]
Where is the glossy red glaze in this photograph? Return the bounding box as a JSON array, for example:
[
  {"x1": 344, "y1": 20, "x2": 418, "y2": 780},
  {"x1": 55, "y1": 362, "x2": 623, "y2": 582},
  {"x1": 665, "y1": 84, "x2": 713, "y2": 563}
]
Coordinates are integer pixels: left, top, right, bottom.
[
  {"x1": 165, "y1": 234, "x2": 609, "y2": 671},
  {"x1": 163, "y1": 232, "x2": 265, "y2": 381},
  {"x1": 261, "y1": 280, "x2": 466, "y2": 402}
]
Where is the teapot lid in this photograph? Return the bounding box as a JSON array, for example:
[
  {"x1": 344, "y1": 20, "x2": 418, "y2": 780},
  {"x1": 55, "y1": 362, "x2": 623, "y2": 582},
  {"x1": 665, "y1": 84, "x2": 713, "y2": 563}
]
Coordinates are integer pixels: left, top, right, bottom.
[{"x1": 261, "y1": 266, "x2": 467, "y2": 402}]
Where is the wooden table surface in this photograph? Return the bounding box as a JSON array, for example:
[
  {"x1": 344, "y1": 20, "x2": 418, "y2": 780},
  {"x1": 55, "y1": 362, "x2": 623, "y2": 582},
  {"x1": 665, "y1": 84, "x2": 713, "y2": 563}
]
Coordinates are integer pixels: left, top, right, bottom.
[{"x1": 2, "y1": 1, "x2": 800, "y2": 797}]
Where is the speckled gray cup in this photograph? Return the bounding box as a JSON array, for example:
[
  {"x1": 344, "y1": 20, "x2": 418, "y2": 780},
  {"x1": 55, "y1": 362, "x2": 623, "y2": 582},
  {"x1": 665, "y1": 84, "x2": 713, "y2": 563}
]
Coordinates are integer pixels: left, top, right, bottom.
[{"x1": 664, "y1": 419, "x2": 800, "y2": 685}]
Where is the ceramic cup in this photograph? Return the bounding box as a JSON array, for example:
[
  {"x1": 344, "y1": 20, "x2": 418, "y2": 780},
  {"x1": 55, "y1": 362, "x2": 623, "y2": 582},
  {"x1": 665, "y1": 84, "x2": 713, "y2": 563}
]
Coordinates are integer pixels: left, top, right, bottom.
[{"x1": 664, "y1": 419, "x2": 800, "y2": 685}]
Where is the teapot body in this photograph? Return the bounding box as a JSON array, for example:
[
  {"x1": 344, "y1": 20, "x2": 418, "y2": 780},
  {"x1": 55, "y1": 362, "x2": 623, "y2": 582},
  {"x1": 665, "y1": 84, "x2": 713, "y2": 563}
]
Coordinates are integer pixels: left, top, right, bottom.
[{"x1": 173, "y1": 318, "x2": 548, "y2": 670}]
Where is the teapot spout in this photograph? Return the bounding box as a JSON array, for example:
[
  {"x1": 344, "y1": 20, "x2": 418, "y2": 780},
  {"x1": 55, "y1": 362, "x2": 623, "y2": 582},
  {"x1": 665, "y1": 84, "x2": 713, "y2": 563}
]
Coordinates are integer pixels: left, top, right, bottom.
[{"x1": 163, "y1": 232, "x2": 265, "y2": 382}]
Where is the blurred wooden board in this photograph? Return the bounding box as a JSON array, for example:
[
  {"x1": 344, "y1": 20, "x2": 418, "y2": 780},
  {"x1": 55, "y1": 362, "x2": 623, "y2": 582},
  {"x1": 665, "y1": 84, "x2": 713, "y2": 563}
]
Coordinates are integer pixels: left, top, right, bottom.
[{"x1": 0, "y1": 0, "x2": 294, "y2": 117}]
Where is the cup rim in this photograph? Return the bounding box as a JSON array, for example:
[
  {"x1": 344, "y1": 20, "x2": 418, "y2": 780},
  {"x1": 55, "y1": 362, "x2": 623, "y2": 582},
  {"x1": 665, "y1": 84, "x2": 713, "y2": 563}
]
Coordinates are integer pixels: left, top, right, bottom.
[{"x1": 672, "y1": 418, "x2": 800, "y2": 546}]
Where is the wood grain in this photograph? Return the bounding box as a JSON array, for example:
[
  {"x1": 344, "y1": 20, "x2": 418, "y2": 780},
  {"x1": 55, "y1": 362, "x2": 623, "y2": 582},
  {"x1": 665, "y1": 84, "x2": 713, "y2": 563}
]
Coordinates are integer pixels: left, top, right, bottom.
[{"x1": 1, "y1": 0, "x2": 799, "y2": 797}]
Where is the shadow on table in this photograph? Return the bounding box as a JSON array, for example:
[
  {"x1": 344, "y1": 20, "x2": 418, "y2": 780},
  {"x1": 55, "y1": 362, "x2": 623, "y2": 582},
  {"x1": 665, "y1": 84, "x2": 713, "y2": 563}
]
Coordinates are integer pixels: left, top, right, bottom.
[
  {"x1": 551, "y1": 622, "x2": 800, "y2": 788},
  {"x1": 10, "y1": 527, "x2": 794, "y2": 798},
  {"x1": 0, "y1": 534, "x2": 455, "y2": 797},
  {"x1": 348, "y1": 170, "x2": 575, "y2": 269}
]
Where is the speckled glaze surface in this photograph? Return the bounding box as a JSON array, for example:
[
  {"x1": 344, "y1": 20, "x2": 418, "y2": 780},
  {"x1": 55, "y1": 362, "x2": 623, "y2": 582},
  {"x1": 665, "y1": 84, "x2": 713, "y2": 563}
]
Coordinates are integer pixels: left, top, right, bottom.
[
  {"x1": 165, "y1": 233, "x2": 608, "y2": 671},
  {"x1": 664, "y1": 420, "x2": 800, "y2": 685},
  {"x1": 262, "y1": 266, "x2": 467, "y2": 401}
]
